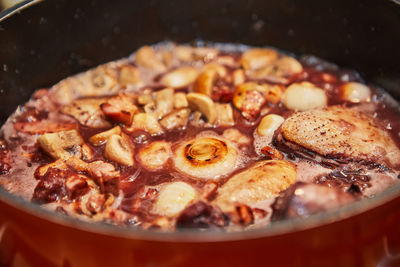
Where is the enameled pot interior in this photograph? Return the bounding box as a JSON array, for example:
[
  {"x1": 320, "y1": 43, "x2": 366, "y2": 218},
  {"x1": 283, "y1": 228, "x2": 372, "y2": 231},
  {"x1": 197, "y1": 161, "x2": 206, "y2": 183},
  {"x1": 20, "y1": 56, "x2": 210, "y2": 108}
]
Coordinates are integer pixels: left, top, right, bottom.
[{"x1": 1, "y1": 0, "x2": 400, "y2": 241}]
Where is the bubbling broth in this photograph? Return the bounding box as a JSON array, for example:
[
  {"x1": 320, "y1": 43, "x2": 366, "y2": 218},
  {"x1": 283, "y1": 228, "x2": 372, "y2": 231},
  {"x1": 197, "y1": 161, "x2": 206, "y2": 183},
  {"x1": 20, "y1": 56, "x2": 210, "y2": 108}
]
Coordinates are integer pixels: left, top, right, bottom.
[{"x1": 1, "y1": 42, "x2": 400, "y2": 231}]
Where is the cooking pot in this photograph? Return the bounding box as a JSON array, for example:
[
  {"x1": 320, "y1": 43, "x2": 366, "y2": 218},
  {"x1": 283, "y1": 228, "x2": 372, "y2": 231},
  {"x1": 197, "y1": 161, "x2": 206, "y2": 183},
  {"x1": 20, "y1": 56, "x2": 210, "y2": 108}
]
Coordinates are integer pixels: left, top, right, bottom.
[{"x1": 1, "y1": 0, "x2": 400, "y2": 266}]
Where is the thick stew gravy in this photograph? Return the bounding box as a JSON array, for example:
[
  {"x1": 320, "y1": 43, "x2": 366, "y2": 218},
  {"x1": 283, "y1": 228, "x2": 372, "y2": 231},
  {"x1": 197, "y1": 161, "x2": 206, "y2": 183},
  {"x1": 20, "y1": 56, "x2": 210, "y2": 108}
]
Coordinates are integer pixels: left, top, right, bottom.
[{"x1": 1, "y1": 43, "x2": 400, "y2": 231}]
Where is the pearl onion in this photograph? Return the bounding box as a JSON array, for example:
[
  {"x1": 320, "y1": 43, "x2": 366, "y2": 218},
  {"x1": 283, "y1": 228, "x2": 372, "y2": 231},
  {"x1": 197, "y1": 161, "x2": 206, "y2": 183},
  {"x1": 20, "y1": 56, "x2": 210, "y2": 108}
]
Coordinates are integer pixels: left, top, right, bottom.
[{"x1": 283, "y1": 82, "x2": 327, "y2": 111}]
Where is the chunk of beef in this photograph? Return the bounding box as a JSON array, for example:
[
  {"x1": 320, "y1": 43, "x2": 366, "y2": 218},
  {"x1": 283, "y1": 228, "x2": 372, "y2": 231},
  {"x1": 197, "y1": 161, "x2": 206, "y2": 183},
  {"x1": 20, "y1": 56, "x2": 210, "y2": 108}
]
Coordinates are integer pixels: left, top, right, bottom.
[
  {"x1": 176, "y1": 201, "x2": 228, "y2": 229},
  {"x1": 271, "y1": 182, "x2": 355, "y2": 221}
]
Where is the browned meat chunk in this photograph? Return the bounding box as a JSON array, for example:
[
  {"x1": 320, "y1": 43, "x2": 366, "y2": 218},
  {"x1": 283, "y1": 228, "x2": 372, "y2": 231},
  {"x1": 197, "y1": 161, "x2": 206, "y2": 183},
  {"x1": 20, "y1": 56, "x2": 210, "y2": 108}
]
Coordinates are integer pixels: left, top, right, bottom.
[
  {"x1": 100, "y1": 94, "x2": 138, "y2": 125},
  {"x1": 14, "y1": 122, "x2": 77, "y2": 134},
  {"x1": 271, "y1": 182, "x2": 355, "y2": 220},
  {"x1": 61, "y1": 98, "x2": 111, "y2": 128},
  {"x1": 176, "y1": 201, "x2": 228, "y2": 229},
  {"x1": 213, "y1": 160, "x2": 297, "y2": 212},
  {"x1": 276, "y1": 106, "x2": 400, "y2": 169}
]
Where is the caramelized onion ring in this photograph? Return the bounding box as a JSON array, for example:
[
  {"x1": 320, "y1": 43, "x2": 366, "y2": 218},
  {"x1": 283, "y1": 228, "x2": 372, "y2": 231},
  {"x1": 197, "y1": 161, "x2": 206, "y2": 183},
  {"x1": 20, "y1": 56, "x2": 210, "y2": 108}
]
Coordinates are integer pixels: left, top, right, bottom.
[{"x1": 173, "y1": 136, "x2": 238, "y2": 179}]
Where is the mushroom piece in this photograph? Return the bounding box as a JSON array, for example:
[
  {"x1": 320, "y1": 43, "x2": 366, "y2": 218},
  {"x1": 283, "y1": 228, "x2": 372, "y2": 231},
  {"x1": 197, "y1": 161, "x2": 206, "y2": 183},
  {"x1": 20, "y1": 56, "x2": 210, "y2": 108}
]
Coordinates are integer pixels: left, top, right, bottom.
[
  {"x1": 61, "y1": 98, "x2": 111, "y2": 128},
  {"x1": 160, "y1": 67, "x2": 199, "y2": 88},
  {"x1": 89, "y1": 126, "x2": 121, "y2": 146},
  {"x1": 193, "y1": 69, "x2": 218, "y2": 96},
  {"x1": 175, "y1": 46, "x2": 218, "y2": 62},
  {"x1": 104, "y1": 134, "x2": 134, "y2": 166},
  {"x1": 173, "y1": 92, "x2": 188, "y2": 109},
  {"x1": 137, "y1": 95, "x2": 153, "y2": 106},
  {"x1": 159, "y1": 108, "x2": 191, "y2": 131},
  {"x1": 81, "y1": 144, "x2": 94, "y2": 161},
  {"x1": 132, "y1": 113, "x2": 164, "y2": 136},
  {"x1": 248, "y1": 56, "x2": 303, "y2": 84},
  {"x1": 154, "y1": 88, "x2": 174, "y2": 119},
  {"x1": 118, "y1": 64, "x2": 143, "y2": 87},
  {"x1": 193, "y1": 64, "x2": 227, "y2": 97},
  {"x1": 274, "y1": 56, "x2": 303, "y2": 76},
  {"x1": 137, "y1": 141, "x2": 172, "y2": 171},
  {"x1": 50, "y1": 64, "x2": 121, "y2": 105},
  {"x1": 186, "y1": 93, "x2": 217, "y2": 124},
  {"x1": 216, "y1": 103, "x2": 234, "y2": 126},
  {"x1": 240, "y1": 48, "x2": 279, "y2": 70},
  {"x1": 135, "y1": 46, "x2": 166, "y2": 72},
  {"x1": 37, "y1": 129, "x2": 84, "y2": 160}
]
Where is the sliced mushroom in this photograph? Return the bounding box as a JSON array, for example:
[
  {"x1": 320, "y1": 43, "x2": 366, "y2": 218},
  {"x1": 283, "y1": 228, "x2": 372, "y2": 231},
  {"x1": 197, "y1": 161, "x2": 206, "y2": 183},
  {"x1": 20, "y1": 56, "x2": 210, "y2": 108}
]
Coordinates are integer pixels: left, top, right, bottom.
[
  {"x1": 89, "y1": 126, "x2": 121, "y2": 146},
  {"x1": 137, "y1": 93, "x2": 153, "y2": 105},
  {"x1": 100, "y1": 94, "x2": 138, "y2": 125},
  {"x1": 51, "y1": 65, "x2": 119, "y2": 104},
  {"x1": 216, "y1": 103, "x2": 234, "y2": 126},
  {"x1": 37, "y1": 129, "x2": 84, "y2": 160},
  {"x1": 203, "y1": 63, "x2": 227, "y2": 77},
  {"x1": 155, "y1": 182, "x2": 197, "y2": 217},
  {"x1": 61, "y1": 98, "x2": 111, "y2": 128},
  {"x1": 214, "y1": 160, "x2": 297, "y2": 212},
  {"x1": 175, "y1": 46, "x2": 218, "y2": 62},
  {"x1": 160, "y1": 67, "x2": 199, "y2": 88},
  {"x1": 135, "y1": 46, "x2": 166, "y2": 72},
  {"x1": 240, "y1": 48, "x2": 279, "y2": 70},
  {"x1": 173, "y1": 92, "x2": 188, "y2": 108},
  {"x1": 118, "y1": 64, "x2": 143, "y2": 87},
  {"x1": 137, "y1": 141, "x2": 172, "y2": 171},
  {"x1": 186, "y1": 93, "x2": 217, "y2": 124},
  {"x1": 193, "y1": 69, "x2": 218, "y2": 96},
  {"x1": 159, "y1": 108, "x2": 191, "y2": 131},
  {"x1": 274, "y1": 56, "x2": 303, "y2": 76},
  {"x1": 81, "y1": 144, "x2": 94, "y2": 161},
  {"x1": 248, "y1": 56, "x2": 303, "y2": 84},
  {"x1": 104, "y1": 134, "x2": 134, "y2": 166},
  {"x1": 132, "y1": 113, "x2": 164, "y2": 136},
  {"x1": 155, "y1": 88, "x2": 174, "y2": 119},
  {"x1": 194, "y1": 64, "x2": 229, "y2": 97}
]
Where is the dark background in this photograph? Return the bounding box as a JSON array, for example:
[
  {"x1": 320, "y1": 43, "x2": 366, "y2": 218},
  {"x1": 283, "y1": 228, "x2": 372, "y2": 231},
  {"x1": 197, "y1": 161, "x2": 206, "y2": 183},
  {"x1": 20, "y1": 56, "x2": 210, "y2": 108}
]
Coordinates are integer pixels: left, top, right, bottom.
[{"x1": 0, "y1": 0, "x2": 400, "y2": 124}]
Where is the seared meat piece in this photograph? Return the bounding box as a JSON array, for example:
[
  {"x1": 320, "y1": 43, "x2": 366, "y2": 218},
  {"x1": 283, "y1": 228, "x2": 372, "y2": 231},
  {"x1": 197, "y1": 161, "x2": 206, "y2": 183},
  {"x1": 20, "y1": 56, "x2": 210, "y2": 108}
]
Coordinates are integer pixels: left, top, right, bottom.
[
  {"x1": 61, "y1": 98, "x2": 111, "y2": 128},
  {"x1": 275, "y1": 106, "x2": 400, "y2": 169},
  {"x1": 271, "y1": 182, "x2": 355, "y2": 221},
  {"x1": 176, "y1": 201, "x2": 228, "y2": 229},
  {"x1": 213, "y1": 160, "x2": 297, "y2": 212}
]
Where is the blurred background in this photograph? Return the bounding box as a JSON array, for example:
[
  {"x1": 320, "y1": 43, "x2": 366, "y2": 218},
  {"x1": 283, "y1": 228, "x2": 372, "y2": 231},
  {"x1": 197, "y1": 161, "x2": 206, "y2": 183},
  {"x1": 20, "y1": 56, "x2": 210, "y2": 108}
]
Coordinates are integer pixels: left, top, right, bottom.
[{"x1": 0, "y1": 0, "x2": 25, "y2": 11}]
